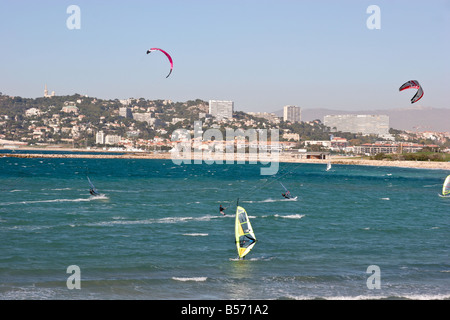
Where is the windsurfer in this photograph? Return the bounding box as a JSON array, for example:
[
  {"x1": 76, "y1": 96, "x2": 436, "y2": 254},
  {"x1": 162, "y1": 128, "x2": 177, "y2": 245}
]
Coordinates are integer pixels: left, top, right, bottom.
[
  {"x1": 282, "y1": 192, "x2": 290, "y2": 199},
  {"x1": 87, "y1": 176, "x2": 100, "y2": 196}
]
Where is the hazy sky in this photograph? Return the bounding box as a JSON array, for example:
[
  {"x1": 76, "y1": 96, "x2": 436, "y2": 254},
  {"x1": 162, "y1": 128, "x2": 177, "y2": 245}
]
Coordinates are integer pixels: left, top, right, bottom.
[{"x1": 0, "y1": 0, "x2": 449, "y2": 112}]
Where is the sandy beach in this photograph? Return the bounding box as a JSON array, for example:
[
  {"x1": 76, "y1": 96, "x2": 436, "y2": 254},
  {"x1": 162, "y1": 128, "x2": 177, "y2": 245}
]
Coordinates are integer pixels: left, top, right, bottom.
[{"x1": 2, "y1": 147, "x2": 450, "y2": 171}]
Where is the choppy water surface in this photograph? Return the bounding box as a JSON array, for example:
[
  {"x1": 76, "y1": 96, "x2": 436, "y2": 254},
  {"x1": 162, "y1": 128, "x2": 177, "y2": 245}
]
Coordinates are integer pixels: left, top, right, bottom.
[{"x1": 0, "y1": 157, "x2": 449, "y2": 299}]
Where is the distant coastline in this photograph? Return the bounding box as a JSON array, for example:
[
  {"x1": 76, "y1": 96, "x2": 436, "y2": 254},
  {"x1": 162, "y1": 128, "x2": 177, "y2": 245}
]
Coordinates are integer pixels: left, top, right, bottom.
[{"x1": 2, "y1": 147, "x2": 450, "y2": 171}]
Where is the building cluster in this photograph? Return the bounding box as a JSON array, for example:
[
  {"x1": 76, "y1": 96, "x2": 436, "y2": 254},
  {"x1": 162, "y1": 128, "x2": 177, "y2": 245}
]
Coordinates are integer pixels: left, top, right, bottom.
[
  {"x1": 218, "y1": 104, "x2": 301, "y2": 124},
  {"x1": 302, "y1": 137, "x2": 442, "y2": 155},
  {"x1": 0, "y1": 87, "x2": 448, "y2": 155},
  {"x1": 354, "y1": 142, "x2": 440, "y2": 155},
  {"x1": 399, "y1": 130, "x2": 450, "y2": 145},
  {"x1": 21, "y1": 103, "x2": 90, "y2": 144},
  {"x1": 118, "y1": 106, "x2": 164, "y2": 126}
]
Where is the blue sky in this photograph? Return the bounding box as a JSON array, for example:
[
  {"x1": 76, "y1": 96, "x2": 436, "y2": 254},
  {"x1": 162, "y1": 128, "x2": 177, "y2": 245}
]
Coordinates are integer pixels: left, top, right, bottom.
[{"x1": 0, "y1": 0, "x2": 449, "y2": 112}]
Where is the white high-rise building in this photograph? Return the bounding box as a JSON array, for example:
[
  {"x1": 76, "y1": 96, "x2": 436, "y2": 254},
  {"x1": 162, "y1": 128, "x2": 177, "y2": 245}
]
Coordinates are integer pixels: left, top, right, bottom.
[
  {"x1": 209, "y1": 100, "x2": 234, "y2": 120},
  {"x1": 283, "y1": 105, "x2": 301, "y2": 123},
  {"x1": 324, "y1": 114, "x2": 389, "y2": 136},
  {"x1": 96, "y1": 131, "x2": 105, "y2": 144}
]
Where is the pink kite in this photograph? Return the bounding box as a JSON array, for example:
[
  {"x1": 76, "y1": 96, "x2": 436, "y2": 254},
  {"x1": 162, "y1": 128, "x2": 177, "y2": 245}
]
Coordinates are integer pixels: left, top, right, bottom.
[
  {"x1": 146, "y1": 48, "x2": 173, "y2": 78},
  {"x1": 147, "y1": 48, "x2": 173, "y2": 78}
]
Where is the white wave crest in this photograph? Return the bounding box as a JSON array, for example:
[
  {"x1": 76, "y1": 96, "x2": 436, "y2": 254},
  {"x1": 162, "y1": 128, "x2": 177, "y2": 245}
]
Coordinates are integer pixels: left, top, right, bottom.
[
  {"x1": 274, "y1": 214, "x2": 305, "y2": 219},
  {"x1": 87, "y1": 214, "x2": 221, "y2": 227},
  {"x1": 244, "y1": 197, "x2": 298, "y2": 203},
  {"x1": 172, "y1": 277, "x2": 207, "y2": 282},
  {"x1": 2, "y1": 198, "x2": 92, "y2": 206}
]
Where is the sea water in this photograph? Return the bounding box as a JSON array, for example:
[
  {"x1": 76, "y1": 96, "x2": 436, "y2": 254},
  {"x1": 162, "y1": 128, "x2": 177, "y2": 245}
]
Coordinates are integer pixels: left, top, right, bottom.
[{"x1": 0, "y1": 157, "x2": 449, "y2": 299}]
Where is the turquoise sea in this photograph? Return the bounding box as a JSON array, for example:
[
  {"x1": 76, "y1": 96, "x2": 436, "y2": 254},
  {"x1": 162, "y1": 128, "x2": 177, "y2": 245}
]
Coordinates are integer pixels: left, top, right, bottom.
[{"x1": 0, "y1": 156, "x2": 449, "y2": 300}]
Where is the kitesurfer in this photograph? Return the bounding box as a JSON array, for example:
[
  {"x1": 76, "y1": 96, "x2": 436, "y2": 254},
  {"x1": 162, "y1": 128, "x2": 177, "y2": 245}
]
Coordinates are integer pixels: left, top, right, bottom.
[
  {"x1": 219, "y1": 205, "x2": 226, "y2": 216},
  {"x1": 282, "y1": 193, "x2": 290, "y2": 199}
]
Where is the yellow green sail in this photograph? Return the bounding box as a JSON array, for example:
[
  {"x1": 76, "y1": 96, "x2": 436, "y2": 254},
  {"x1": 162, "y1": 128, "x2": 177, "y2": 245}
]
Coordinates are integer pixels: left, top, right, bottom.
[
  {"x1": 235, "y1": 206, "x2": 256, "y2": 259},
  {"x1": 443, "y1": 175, "x2": 450, "y2": 196}
]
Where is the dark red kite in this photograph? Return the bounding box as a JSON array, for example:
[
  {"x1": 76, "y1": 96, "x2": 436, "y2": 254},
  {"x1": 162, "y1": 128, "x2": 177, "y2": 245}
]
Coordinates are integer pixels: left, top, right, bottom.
[{"x1": 399, "y1": 80, "x2": 423, "y2": 104}]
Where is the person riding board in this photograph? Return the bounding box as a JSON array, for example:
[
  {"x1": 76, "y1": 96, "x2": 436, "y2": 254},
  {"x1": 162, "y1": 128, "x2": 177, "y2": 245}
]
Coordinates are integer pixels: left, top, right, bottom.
[
  {"x1": 219, "y1": 205, "x2": 226, "y2": 216},
  {"x1": 282, "y1": 192, "x2": 290, "y2": 199}
]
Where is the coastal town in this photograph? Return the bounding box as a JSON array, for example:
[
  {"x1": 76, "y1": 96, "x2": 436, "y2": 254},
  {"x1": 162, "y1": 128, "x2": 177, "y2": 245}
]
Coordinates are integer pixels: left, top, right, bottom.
[
  {"x1": 2, "y1": 1, "x2": 450, "y2": 303},
  {"x1": 1, "y1": 87, "x2": 449, "y2": 167}
]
